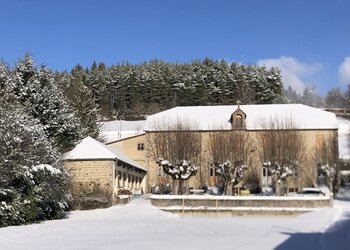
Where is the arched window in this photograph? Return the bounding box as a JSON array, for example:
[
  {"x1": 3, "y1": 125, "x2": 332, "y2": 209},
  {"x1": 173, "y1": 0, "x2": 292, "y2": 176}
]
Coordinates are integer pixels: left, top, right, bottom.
[{"x1": 235, "y1": 114, "x2": 243, "y2": 128}]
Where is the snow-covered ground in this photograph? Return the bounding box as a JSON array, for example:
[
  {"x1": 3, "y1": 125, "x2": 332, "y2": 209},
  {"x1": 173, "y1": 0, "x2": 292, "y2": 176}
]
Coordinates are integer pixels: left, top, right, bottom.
[{"x1": 0, "y1": 198, "x2": 350, "y2": 250}]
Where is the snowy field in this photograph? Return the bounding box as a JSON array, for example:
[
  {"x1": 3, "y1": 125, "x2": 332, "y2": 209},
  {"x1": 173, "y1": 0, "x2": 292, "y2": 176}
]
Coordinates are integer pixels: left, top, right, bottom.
[{"x1": 0, "y1": 198, "x2": 349, "y2": 250}]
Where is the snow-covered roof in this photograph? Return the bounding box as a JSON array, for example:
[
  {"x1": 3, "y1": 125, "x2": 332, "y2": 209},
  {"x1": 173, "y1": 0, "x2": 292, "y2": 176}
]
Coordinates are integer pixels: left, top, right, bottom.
[
  {"x1": 63, "y1": 137, "x2": 146, "y2": 172},
  {"x1": 99, "y1": 120, "x2": 146, "y2": 143},
  {"x1": 145, "y1": 104, "x2": 338, "y2": 131},
  {"x1": 63, "y1": 137, "x2": 117, "y2": 160}
]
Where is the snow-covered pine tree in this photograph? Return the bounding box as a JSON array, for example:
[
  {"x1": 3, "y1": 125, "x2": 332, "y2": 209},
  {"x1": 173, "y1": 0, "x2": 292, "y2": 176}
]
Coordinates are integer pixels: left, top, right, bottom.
[
  {"x1": 0, "y1": 101, "x2": 71, "y2": 227},
  {"x1": 69, "y1": 80, "x2": 100, "y2": 138},
  {"x1": 9, "y1": 54, "x2": 81, "y2": 151},
  {"x1": 53, "y1": 58, "x2": 287, "y2": 119},
  {"x1": 88, "y1": 62, "x2": 116, "y2": 118},
  {"x1": 230, "y1": 63, "x2": 255, "y2": 104}
]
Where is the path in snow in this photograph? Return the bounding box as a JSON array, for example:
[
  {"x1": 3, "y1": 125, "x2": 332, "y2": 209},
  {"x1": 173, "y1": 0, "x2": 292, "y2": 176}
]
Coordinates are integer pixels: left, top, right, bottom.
[{"x1": 0, "y1": 198, "x2": 349, "y2": 250}]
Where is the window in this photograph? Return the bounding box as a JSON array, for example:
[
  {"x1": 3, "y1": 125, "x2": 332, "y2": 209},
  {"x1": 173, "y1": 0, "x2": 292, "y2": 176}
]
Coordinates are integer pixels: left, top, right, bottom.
[
  {"x1": 209, "y1": 167, "x2": 217, "y2": 177},
  {"x1": 235, "y1": 114, "x2": 243, "y2": 128},
  {"x1": 137, "y1": 143, "x2": 145, "y2": 151},
  {"x1": 157, "y1": 166, "x2": 162, "y2": 177}
]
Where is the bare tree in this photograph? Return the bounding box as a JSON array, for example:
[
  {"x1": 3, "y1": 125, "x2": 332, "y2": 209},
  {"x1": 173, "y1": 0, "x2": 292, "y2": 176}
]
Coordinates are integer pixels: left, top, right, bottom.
[
  {"x1": 147, "y1": 119, "x2": 202, "y2": 194},
  {"x1": 257, "y1": 117, "x2": 306, "y2": 195},
  {"x1": 315, "y1": 133, "x2": 338, "y2": 193},
  {"x1": 208, "y1": 130, "x2": 255, "y2": 195}
]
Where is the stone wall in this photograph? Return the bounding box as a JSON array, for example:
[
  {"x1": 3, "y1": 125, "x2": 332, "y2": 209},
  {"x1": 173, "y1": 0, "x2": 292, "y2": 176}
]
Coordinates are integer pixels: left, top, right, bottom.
[{"x1": 64, "y1": 160, "x2": 115, "y2": 208}]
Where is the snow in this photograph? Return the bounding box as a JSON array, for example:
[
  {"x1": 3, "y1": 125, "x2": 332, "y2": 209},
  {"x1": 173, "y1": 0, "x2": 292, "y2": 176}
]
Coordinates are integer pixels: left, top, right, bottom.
[
  {"x1": 63, "y1": 137, "x2": 117, "y2": 160},
  {"x1": 145, "y1": 104, "x2": 338, "y2": 131},
  {"x1": 337, "y1": 117, "x2": 350, "y2": 160},
  {"x1": 157, "y1": 159, "x2": 197, "y2": 180},
  {"x1": 99, "y1": 120, "x2": 145, "y2": 143},
  {"x1": 32, "y1": 164, "x2": 61, "y2": 175},
  {"x1": 0, "y1": 198, "x2": 349, "y2": 250},
  {"x1": 340, "y1": 170, "x2": 350, "y2": 176}
]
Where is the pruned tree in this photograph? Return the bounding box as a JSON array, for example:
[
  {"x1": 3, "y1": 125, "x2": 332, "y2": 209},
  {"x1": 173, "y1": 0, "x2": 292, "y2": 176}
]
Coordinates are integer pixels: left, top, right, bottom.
[
  {"x1": 257, "y1": 117, "x2": 306, "y2": 195},
  {"x1": 156, "y1": 159, "x2": 198, "y2": 195},
  {"x1": 208, "y1": 130, "x2": 255, "y2": 195},
  {"x1": 215, "y1": 161, "x2": 248, "y2": 195},
  {"x1": 262, "y1": 160, "x2": 299, "y2": 185},
  {"x1": 147, "y1": 120, "x2": 202, "y2": 194}
]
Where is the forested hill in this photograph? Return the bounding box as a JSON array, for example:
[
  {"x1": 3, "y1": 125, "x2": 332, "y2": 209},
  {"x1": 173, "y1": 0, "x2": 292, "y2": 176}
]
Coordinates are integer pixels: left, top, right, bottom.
[{"x1": 55, "y1": 58, "x2": 284, "y2": 120}]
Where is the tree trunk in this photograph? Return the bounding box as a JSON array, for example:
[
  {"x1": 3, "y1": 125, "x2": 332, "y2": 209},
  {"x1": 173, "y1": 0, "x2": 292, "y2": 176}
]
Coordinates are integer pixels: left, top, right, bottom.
[
  {"x1": 178, "y1": 179, "x2": 183, "y2": 195},
  {"x1": 173, "y1": 180, "x2": 179, "y2": 195},
  {"x1": 226, "y1": 182, "x2": 233, "y2": 196}
]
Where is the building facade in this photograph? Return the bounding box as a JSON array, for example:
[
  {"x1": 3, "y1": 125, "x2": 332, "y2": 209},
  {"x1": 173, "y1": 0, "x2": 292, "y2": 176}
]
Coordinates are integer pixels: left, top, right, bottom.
[{"x1": 143, "y1": 104, "x2": 339, "y2": 195}]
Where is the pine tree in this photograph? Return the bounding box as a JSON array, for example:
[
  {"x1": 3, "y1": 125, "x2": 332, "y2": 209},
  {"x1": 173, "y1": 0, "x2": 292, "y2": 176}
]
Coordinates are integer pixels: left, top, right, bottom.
[
  {"x1": 0, "y1": 103, "x2": 71, "y2": 227},
  {"x1": 71, "y1": 82, "x2": 100, "y2": 138},
  {"x1": 9, "y1": 55, "x2": 81, "y2": 151}
]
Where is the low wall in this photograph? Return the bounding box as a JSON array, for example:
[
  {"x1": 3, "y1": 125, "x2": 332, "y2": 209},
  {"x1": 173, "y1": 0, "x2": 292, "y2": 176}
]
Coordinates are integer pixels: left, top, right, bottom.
[
  {"x1": 161, "y1": 208, "x2": 312, "y2": 217},
  {"x1": 151, "y1": 195, "x2": 332, "y2": 208},
  {"x1": 151, "y1": 195, "x2": 332, "y2": 217}
]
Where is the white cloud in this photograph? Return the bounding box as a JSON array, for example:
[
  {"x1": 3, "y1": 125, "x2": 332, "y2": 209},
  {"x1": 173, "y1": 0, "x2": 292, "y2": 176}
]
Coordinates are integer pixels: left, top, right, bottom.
[
  {"x1": 257, "y1": 56, "x2": 322, "y2": 93},
  {"x1": 339, "y1": 57, "x2": 350, "y2": 85}
]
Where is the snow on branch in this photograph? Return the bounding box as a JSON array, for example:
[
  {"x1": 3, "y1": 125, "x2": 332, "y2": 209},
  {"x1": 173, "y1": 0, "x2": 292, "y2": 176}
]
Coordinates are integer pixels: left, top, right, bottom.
[
  {"x1": 156, "y1": 158, "x2": 198, "y2": 180},
  {"x1": 317, "y1": 164, "x2": 335, "y2": 178},
  {"x1": 263, "y1": 161, "x2": 298, "y2": 183},
  {"x1": 216, "y1": 160, "x2": 248, "y2": 184}
]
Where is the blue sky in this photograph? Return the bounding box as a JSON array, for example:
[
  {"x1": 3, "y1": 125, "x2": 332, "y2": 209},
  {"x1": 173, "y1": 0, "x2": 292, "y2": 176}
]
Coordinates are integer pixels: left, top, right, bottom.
[{"x1": 1, "y1": 0, "x2": 350, "y2": 95}]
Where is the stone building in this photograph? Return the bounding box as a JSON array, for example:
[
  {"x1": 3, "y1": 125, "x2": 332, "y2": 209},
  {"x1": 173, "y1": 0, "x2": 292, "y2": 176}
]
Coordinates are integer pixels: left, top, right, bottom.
[
  {"x1": 143, "y1": 104, "x2": 339, "y2": 195},
  {"x1": 63, "y1": 137, "x2": 147, "y2": 207}
]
